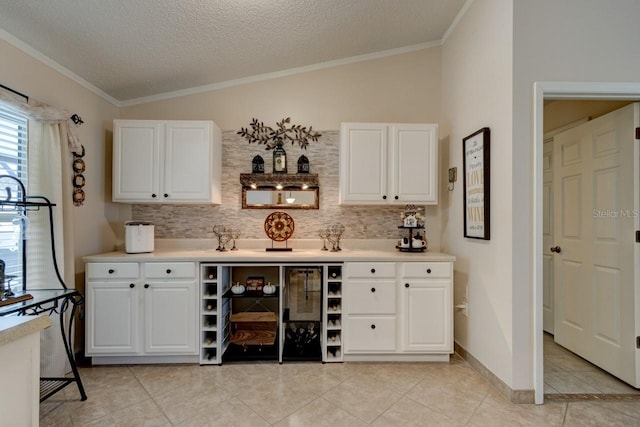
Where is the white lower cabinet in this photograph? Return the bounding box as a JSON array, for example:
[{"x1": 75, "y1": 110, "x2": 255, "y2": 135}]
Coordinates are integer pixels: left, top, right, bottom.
[
  {"x1": 344, "y1": 261, "x2": 453, "y2": 359},
  {"x1": 144, "y1": 280, "x2": 198, "y2": 354},
  {"x1": 400, "y1": 262, "x2": 453, "y2": 353},
  {"x1": 86, "y1": 262, "x2": 198, "y2": 360}
]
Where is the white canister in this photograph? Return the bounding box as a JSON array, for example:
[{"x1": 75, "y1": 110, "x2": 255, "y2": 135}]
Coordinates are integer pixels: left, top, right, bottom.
[{"x1": 125, "y1": 221, "x2": 155, "y2": 253}]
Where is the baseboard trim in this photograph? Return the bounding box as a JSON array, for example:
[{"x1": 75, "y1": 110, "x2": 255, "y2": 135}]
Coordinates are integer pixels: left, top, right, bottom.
[{"x1": 455, "y1": 342, "x2": 535, "y2": 404}]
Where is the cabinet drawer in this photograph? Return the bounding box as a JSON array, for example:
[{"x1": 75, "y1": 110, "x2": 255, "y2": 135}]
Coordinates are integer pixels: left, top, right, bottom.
[
  {"x1": 346, "y1": 262, "x2": 395, "y2": 278},
  {"x1": 401, "y1": 262, "x2": 451, "y2": 279},
  {"x1": 345, "y1": 281, "x2": 396, "y2": 314},
  {"x1": 345, "y1": 316, "x2": 396, "y2": 352},
  {"x1": 145, "y1": 262, "x2": 196, "y2": 279},
  {"x1": 87, "y1": 263, "x2": 139, "y2": 279}
]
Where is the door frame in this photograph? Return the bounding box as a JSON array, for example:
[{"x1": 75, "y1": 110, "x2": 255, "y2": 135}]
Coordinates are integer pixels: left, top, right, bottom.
[{"x1": 533, "y1": 82, "x2": 640, "y2": 404}]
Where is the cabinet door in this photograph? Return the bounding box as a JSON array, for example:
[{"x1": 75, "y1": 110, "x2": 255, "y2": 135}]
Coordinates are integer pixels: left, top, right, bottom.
[
  {"x1": 113, "y1": 120, "x2": 162, "y2": 202},
  {"x1": 163, "y1": 122, "x2": 214, "y2": 202},
  {"x1": 401, "y1": 279, "x2": 452, "y2": 352},
  {"x1": 144, "y1": 280, "x2": 198, "y2": 354},
  {"x1": 86, "y1": 281, "x2": 139, "y2": 355},
  {"x1": 390, "y1": 124, "x2": 438, "y2": 204},
  {"x1": 339, "y1": 123, "x2": 388, "y2": 203}
]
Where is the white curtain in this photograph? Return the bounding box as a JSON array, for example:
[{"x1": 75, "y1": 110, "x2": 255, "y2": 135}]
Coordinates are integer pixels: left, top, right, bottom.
[{"x1": 0, "y1": 89, "x2": 79, "y2": 376}]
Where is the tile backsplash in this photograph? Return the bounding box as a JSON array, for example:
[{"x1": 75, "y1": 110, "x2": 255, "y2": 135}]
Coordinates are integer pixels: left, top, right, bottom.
[{"x1": 133, "y1": 130, "x2": 440, "y2": 248}]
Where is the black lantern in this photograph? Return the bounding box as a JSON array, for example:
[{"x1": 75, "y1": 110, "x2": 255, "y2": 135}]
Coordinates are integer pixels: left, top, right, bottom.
[
  {"x1": 297, "y1": 155, "x2": 310, "y2": 174},
  {"x1": 272, "y1": 141, "x2": 287, "y2": 173},
  {"x1": 252, "y1": 155, "x2": 265, "y2": 173}
]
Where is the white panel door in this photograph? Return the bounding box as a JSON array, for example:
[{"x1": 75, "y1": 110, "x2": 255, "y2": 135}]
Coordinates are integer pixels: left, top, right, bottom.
[
  {"x1": 553, "y1": 103, "x2": 640, "y2": 386},
  {"x1": 543, "y1": 138, "x2": 555, "y2": 333},
  {"x1": 391, "y1": 124, "x2": 438, "y2": 204},
  {"x1": 164, "y1": 121, "x2": 212, "y2": 202},
  {"x1": 339, "y1": 123, "x2": 388, "y2": 203},
  {"x1": 144, "y1": 281, "x2": 198, "y2": 354}
]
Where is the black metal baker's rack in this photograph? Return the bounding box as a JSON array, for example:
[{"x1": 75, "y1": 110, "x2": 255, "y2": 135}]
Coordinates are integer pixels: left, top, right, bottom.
[{"x1": 0, "y1": 175, "x2": 87, "y2": 402}]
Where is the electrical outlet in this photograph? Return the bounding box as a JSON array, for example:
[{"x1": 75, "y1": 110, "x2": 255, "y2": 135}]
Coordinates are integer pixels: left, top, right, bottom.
[{"x1": 463, "y1": 286, "x2": 469, "y2": 316}]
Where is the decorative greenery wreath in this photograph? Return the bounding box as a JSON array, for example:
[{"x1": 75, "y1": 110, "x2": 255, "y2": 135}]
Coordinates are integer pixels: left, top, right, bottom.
[{"x1": 237, "y1": 117, "x2": 321, "y2": 150}]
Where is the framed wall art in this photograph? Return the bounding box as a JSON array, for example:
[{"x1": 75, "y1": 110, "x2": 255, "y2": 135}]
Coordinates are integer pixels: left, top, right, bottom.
[{"x1": 463, "y1": 127, "x2": 490, "y2": 240}]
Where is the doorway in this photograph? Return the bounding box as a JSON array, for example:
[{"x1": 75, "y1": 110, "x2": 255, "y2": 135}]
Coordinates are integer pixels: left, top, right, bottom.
[
  {"x1": 533, "y1": 82, "x2": 640, "y2": 404},
  {"x1": 542, "y1": 101, "x2": 638, "y2": 397}
]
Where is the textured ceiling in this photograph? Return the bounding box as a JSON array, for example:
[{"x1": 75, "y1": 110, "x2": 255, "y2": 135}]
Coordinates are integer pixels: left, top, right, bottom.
[{"x1": 0, "y1": 0, "x2": 466, "y2": 104}]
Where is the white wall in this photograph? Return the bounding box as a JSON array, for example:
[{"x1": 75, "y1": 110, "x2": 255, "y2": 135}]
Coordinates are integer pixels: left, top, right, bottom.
[
  {"x1": 120, "y1": 47, "x2": 443, "y2": 130},
  {"x1": 0, "y1": 37, "x2": 122, "y2": 283},
  {"x1": 512, "y1": 0, "x2": 640, "y2": 390},
  {"x1": 442, "y1": 0, "x2": 515, "y2": 387}
]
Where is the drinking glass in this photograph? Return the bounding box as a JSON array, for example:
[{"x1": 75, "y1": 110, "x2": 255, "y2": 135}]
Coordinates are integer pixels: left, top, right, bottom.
[
  {"x1": 332, "y1": 223, "x2": 345, "y2": 251},
  {"x1": 229, "y1": 229, "x2": 241, "y2": 251},
  {"x1": 318, "y1": 228, "x2": 329, "y2": 251},
  {"x1": 219, "y1": 231, "x2": 232, "y2": 252},
  {"x1": 212, "y1": 224, "x2": 226, "y2": 251},
  {"x1": 326, "y1": 230, "x2": 339, "y2": 252}
]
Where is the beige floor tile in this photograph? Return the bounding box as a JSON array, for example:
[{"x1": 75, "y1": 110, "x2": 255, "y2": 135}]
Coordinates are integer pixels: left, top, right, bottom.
[
  {"x1": 544, "y1": 372, "x2": 602, "y2": 394},
  {"x1": 564, "y1": 401, "x2": 640, "y2": 426},
  {"x1": 575, "y1": 370, "x2": 640, "y2": 394},
  {"x1": 371, "y1": 396, "x2": 464, "y2": 426},
  {"x1": 344, "y1": 362, "x2": 430, "y2": 394},
  {"x1": 468, "y1": 389, "x2": 566, "y2": 427},
  {"x1": 40, "y1": 357, "x2": 640, "y2": 426},
  {"x1": 275, "y1": 396, "x2": 367, "y2": 427},
  {"x1": 130, "y1": 363, "x2": 210, "y2": 397},
  {"x1": 175, "y1": 397, "x2": 269, "y2": 426},
  {"x1": 39, "y1": 399, "x2": 75, "y2": 427},
  {"x1": 405, "y1": 369, "x2": 492, "y2": 424},
  {"x1": 63, "y1": 375, "x2": 151, "y2": 425},
  {"x1": 152, "y1": 378, "x2": 234, "y2": 425},
  {"x1": 322, "y1": 375, "x2": 404, "y2": 424},
  {"x1": 82, "y1": 398, "x2": 171, "y2": 426},
  {"x1": 236, "y1": 381, "x2": 324, "y2": 424},
  {"x1": 545, "y1": 354, "x2": 600, "y2": 373},
  {"x1": 76, "y1": 365, "x2": 137, "y2": 389}
]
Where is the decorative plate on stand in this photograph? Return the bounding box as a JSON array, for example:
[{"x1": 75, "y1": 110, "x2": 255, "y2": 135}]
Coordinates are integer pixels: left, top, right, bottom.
[{"x1": 264, "y1": 211, "x2": 294, "y2": 251}]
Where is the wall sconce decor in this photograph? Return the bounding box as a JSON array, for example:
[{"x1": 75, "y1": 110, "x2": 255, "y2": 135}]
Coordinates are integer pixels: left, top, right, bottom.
[
  {"x1": 297, "y1": 155, "x2": 310, "y2": 174},
  {"x1": 252, "y1": 155, "x2": 265, "y2": 173}
]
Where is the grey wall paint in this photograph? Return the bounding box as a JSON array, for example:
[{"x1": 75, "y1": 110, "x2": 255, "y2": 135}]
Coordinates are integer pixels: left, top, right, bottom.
[{"x1": 133, "y1": 130, "x2": 439, "y2": 245}]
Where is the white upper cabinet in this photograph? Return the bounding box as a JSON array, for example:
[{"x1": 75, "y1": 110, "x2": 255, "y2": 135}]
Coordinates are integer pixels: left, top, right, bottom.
[
  {"x1": 113, "y1": 120, "x2": 222, "y2": 204},
  {"x1": 339, "y1": 122, "x2": 438, "y2": 205}
]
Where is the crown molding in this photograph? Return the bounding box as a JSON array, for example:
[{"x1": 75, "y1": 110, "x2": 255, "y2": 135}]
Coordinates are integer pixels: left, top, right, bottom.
[
  {"x1": 119, "y1": 41, "x2": 441, "y2": 107},
  {"x1": 441, "y1": 0, "x2": 475, "y2": 44}
]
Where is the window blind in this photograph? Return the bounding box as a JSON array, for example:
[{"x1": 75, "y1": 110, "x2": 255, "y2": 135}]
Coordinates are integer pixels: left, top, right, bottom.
[{"x1": 0, "y1": 103, "x2": 28, "y2": 291}]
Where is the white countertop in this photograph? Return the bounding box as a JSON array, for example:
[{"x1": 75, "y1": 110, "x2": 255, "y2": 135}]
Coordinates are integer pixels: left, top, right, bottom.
[
  {"x1": 83, "y1": 239, "x2": 455, "y2": 263},
  {"x1": 0, "y1": 315, "x2": 51, "y2": 346}
]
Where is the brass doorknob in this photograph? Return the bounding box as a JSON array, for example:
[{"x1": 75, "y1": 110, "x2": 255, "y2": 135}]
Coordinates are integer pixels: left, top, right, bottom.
[{"x1": 550, "y1": 246, "x2": 562, "y2": 253}]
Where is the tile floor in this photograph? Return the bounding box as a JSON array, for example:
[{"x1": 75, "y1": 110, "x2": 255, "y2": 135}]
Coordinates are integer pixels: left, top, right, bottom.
[
  {"x1": 544, "y1": 332, "x2": 640, "y2": 396},
  {"x1": 40, "y1": 354, "x2": 640, "y2": 426}
]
